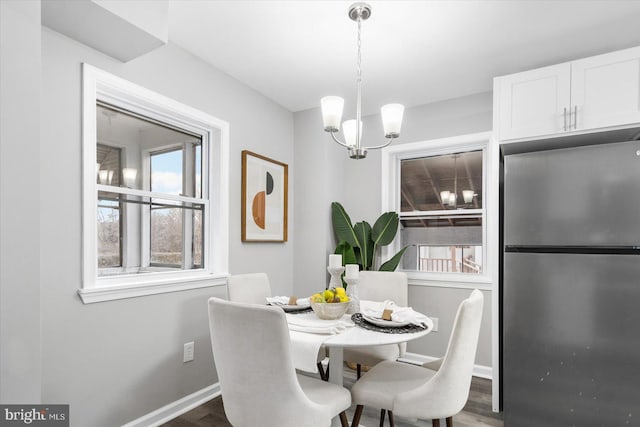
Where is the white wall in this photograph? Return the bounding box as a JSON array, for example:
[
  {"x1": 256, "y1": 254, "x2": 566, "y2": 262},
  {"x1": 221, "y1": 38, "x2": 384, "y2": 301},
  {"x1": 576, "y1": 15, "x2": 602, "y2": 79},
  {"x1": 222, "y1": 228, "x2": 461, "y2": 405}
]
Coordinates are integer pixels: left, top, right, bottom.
[
  {"x1": 34, "y1": 25, "x2": 294, "y2": 427},
  {"x1": 0, "y1": 0, "x2": 43, "y2": 403},
  {"x1": 2, "y1": 2, "x2": 495, "y2": 421},
  {"x1": 293, "y1": 92, "x2": 495, "y2": 367}
]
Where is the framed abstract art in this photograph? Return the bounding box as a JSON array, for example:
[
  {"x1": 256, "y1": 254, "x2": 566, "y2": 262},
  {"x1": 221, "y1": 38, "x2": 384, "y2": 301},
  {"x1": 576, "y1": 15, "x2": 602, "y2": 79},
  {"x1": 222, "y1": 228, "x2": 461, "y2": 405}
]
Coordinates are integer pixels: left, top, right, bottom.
[{"x1": 241, "y1": 150, "x2": 288, "y2": 242}]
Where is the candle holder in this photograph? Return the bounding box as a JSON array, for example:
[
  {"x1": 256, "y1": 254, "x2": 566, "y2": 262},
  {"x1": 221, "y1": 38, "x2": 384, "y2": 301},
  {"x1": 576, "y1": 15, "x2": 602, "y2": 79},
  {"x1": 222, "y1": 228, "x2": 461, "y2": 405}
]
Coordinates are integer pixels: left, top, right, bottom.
[
  {"x1": 344, "y1": 277, "x2": 360, "y2": 314},
  {"x1": 327, "y1": 266, "x2": 345, "y2": 290}
]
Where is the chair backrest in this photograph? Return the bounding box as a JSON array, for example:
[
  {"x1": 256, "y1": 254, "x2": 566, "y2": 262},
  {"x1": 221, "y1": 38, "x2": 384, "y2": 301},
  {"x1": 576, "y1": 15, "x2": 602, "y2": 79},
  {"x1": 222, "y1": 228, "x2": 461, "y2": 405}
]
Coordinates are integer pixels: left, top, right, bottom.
[
  {"x1": 396, "y1": 289, "x2": 484, "y2": 419},
  {"x1": 358, "y1": 271, "x2": 408, "y2": 306},
  {"x1": 227, "y1": 272, "x2": 271, "y2": 304},
  {"x1": 208, "y1": 297, "x2": 331, "y2": 427},
  {"x1": 358, "y1": 271, "x2": 409, "y2": 356}
]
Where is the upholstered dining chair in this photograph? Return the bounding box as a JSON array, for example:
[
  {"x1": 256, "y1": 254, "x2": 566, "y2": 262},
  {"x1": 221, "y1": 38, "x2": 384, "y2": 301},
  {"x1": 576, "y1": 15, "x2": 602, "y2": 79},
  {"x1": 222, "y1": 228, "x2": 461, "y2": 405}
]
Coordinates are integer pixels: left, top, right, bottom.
[
  {"x1": 227, "y1": 272, "x2": 271, "y2": 305},
  {"x1": 227, "y1": 272, "x2": 329, "y2": 380},
  {"x1": 349, "y1": 289, "x2": 484, "y2": 427},
  {"x1": 208, "y1": 297, "x2": 351, "y2": 427},
  {"x1": 343, "y1": 271, "x2": 408, "y2": 378}
]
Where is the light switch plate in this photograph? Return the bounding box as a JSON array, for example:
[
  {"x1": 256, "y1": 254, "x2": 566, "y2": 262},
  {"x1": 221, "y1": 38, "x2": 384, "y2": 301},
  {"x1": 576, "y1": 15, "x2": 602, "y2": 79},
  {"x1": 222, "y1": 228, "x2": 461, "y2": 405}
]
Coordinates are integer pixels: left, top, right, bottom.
[{"x1": 183, "y1": 341, "x2": 194, "y2": 362}]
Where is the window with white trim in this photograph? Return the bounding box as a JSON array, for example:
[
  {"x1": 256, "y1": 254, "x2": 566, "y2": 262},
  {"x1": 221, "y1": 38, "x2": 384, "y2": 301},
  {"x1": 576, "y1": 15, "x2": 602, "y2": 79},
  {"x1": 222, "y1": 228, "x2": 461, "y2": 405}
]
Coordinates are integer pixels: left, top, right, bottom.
[
  {"x1": 382, "y1": 132, "x2": 490, "y2": 282},
  {"x1": 81, "y1": 64, "x2": 229, "y2": 303}
]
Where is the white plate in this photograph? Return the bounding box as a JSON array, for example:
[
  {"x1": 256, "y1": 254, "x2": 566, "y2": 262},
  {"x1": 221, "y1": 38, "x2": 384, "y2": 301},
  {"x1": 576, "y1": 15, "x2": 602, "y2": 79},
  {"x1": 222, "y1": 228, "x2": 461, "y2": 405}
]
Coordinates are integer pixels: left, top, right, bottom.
[
  {"x1": 362, "y1": 314, "x2": 411, "y2": 328},
  {"x1": 272, "y1": 304, "x2": 311, "y2": 312}
]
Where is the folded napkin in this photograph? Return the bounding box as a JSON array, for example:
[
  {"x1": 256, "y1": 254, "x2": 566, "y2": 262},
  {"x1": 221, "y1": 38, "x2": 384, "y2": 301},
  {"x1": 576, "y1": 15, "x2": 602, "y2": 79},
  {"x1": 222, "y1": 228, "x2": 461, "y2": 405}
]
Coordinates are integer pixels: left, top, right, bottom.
[
  {"x1": 286, "y1": 313, "x2": 353, "y2": 335},
  {"x1": 360, "y1": 300, "x2": 433, "y2": 328},
  {"x1": 286, "y1": 312, "x2": 353, "y2": 374},
  {"x1": 266, "y1": 296, "x2": 310, "y2": 307},
  {"x1": 288, "y1": 331, "x2": 327, "y2": 373}
]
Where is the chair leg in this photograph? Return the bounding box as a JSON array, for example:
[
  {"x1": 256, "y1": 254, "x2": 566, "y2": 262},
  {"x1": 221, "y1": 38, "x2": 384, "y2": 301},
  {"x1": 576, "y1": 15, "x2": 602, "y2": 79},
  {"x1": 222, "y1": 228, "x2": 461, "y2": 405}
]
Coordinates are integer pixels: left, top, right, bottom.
[
  {"x1": 388, "y1": 411, "x2": 395, "y2": 427},
  {"x1": 351, "y1": 405, "x2": 364, "y2": 427},
  {"x1": 357, "y1": 363, "x2": 362, "y2": 379},
  {"x1": 446, "y1": 416, "x2": 453, "y2": 427},
  {"x1": 317, "y1": 362, "x2": 328, "y2": 381},
  {"x1": 339, "y1": 411, "x2": 349, "y2": 427},
  {"x1": 379, "y1": 409, "x2": 386, "y2": 427},
  {"x1": 432, "y1": 419, "x2": 441, "y2": 427}
]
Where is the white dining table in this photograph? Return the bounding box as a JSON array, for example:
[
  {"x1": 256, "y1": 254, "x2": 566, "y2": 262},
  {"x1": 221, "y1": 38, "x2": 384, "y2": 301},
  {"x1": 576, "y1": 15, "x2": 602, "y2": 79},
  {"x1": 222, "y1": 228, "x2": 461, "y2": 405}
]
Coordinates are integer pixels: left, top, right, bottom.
[{"x1": 287, "y1": 310, "x2": 432, "y2": 427}]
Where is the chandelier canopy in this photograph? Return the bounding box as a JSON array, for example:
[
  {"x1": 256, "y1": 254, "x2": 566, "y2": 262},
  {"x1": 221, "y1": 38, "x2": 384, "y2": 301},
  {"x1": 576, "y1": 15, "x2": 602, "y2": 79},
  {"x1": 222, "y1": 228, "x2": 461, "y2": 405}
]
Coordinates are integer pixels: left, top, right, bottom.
[{"x1": 320, "y1": 3, "x2": 405, "y2": 160}]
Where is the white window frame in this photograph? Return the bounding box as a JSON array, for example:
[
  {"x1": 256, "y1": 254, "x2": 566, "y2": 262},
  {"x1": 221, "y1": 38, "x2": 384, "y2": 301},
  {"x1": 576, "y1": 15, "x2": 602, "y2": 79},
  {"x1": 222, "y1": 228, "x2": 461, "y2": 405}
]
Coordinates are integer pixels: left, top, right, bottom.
[
  {"x1": 381, "y1": 131, "x2": 494, "y2": 289},
  {"x1": 80, "y1": 64, "x2": 229, "y2": 303}
]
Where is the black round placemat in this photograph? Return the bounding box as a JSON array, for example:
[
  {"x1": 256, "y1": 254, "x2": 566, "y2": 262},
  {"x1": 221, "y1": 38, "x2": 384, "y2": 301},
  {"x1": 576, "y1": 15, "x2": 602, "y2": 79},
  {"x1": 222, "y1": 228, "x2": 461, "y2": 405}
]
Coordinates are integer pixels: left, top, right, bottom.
[
  {"x1": 284, "y1": 306, "x2": 313, "y2": 314},
  {"x1": 351, "y1": 313, "x2": 427, "y2": 334}
]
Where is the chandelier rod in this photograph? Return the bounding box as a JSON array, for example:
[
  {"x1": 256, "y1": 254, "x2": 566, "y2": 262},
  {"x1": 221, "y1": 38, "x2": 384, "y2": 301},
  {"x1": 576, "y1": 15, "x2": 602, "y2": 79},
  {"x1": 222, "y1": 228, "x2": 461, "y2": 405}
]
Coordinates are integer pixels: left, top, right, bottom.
[{"x1": 355, "y1": 11, "x2": 362, "y2": 151}]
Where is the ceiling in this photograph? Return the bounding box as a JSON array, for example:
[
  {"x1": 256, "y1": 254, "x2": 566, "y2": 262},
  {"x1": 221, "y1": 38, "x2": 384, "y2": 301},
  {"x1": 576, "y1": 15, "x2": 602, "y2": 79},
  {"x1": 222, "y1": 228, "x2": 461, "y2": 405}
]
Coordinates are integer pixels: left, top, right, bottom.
[{"x1": 167, "y1": 0, "x2": 640, "y2": 116}]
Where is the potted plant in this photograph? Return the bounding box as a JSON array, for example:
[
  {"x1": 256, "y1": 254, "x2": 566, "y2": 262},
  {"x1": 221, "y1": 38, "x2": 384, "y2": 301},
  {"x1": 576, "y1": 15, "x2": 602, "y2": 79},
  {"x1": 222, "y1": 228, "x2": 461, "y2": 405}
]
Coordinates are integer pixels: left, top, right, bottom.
[{"x1": 331, "y1": 201, "x2": 409, "y2": 271}]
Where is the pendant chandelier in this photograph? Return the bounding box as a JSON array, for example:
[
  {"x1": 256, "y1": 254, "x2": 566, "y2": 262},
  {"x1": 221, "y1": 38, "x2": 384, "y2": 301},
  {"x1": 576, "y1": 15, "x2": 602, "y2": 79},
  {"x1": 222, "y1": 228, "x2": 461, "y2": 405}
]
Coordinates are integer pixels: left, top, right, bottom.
[
  {"x1": 320, "y1": 2, "x2": 405, "y2": 160},
  {"x1": 440, "y1": 154, "x2": 476, "y2": 208}
]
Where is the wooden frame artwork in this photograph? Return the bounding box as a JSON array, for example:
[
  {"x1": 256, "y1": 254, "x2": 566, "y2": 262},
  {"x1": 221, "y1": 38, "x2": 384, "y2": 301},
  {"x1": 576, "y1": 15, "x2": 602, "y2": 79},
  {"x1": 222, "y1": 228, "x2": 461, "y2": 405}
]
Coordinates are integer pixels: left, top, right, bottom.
[{"x1": 241, "y1": 150, "x2": 288, "y2": 242}]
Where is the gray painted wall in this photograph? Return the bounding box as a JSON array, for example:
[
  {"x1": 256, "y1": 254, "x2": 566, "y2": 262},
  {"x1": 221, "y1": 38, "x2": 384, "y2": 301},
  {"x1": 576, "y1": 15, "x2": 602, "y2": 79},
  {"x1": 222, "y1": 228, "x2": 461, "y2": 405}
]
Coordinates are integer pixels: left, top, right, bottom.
[
  {"x1": 292, "y1": 92, "x2": 494, "y2": 366},
  {"x1": 2, "y1": 3, "x2": 494, "y2": 423},
  {"x1": 34, "y1": 25, "x2": 294, "y2": 427},
  {"x1": 0, "y1": 0, "x2": 43, "y2": 403}
]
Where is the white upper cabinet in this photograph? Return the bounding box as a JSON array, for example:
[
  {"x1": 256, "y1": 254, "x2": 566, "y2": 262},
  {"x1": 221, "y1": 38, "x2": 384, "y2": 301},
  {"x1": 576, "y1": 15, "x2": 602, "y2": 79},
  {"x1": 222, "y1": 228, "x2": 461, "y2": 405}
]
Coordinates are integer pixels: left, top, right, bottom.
[
  {"x1": 496, "y1": 63, "x2": 571, "y2": 140},
  {"x1": 572, "y1": 48, "x2": 640, "y2": 130},
  {"x1": 495, "y1": 46, "x2": 640, "y2": 142}
]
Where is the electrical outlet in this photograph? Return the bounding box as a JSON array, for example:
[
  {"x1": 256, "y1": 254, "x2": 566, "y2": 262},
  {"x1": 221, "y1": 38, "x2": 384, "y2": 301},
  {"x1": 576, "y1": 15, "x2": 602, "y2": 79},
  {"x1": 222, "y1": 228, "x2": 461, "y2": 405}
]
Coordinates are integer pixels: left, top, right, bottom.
[
  {"x1": 431, "y1": 317, "x2": 439, "y2": 332},
  {"x1": 183, "y1": 341, "x2": 195, "y2": 363}
]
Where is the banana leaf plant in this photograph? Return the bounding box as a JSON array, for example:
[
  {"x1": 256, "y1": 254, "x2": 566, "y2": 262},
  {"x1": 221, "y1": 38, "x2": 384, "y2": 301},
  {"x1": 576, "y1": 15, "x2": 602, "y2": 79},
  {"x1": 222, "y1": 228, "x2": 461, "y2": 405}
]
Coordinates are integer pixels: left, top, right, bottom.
[{"x1": 331, "y1": 201, "x2": 409, "y2": 271}]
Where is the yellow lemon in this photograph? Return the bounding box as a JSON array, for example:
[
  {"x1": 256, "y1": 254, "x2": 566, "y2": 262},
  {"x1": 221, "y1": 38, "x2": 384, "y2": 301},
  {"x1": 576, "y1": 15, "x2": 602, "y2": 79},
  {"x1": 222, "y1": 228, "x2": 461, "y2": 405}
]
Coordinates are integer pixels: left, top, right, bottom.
[
  {"x1": 335, "y1": 287, "x2": 346, "y2": 296},
  {"x1": 311, "y1": 293, "x2": 324, "y2": 303},
  {"x1": 323, "y1": 289, "x2": 335, "y2": 302},
  {"x1": 339, "y1": 295, "x2": 350, "y2": 303}
]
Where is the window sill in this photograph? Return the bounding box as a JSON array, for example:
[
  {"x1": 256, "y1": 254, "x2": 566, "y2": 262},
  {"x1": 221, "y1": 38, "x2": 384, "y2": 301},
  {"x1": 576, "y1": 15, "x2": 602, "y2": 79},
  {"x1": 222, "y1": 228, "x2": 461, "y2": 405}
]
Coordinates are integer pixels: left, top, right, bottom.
[
  {"x1": 78, "y1": 273, "x2": 228, "y2": 304},
  {"x1": 405, "y1": 271, "x2": 493, "y2": 291}
]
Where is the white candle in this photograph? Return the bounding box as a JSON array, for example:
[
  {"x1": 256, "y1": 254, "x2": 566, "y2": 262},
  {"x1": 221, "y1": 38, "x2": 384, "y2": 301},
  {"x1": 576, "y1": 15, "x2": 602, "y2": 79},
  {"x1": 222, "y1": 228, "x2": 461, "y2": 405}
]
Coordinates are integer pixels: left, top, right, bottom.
[
  {"x1": 345, "y1": 264, "x2": 359, "y2": 279},
  {"x1": 329, "y1": 254, "x2": 342, "y2": 268}
]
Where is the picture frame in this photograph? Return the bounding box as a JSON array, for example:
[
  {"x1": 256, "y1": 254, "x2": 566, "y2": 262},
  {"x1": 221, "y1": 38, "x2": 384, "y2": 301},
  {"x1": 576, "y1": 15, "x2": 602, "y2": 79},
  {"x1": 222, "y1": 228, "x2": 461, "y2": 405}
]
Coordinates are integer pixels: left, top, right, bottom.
[{"x1": 241, "y1": 150, "x2": 288, "y2": 242}]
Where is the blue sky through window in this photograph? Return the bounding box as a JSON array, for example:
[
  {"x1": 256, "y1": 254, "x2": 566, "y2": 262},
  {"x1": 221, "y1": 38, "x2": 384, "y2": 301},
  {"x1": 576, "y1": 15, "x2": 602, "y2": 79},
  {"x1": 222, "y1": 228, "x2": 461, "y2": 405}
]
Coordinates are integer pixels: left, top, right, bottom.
[{"x1": 151, "y1": 149, "x2": 182, "y2": 195}]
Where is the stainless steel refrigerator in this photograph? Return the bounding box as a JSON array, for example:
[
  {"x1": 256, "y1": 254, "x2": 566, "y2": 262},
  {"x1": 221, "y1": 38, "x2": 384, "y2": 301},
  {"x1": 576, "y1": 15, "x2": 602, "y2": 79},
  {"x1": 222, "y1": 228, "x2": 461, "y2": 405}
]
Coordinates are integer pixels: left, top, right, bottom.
[{"x1": 502, "y1": 139, "x2": 640, "y2": 426}]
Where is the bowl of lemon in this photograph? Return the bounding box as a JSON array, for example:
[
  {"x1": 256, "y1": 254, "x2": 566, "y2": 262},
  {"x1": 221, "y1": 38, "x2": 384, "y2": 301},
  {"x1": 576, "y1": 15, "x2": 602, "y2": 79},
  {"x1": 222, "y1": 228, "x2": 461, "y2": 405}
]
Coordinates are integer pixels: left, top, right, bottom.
[{"x1": 309, "y1": 287, "x2": 351, "y2": 320}]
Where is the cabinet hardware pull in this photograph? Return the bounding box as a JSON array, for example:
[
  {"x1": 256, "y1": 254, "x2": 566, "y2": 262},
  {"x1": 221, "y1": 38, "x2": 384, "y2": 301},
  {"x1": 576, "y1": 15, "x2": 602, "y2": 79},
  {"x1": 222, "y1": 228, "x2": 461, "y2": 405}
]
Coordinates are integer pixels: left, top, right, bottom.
[
  {"x1": 573, "y1": 105, "x2": 578, "y2": 129},
  {"x1": 563, "y1": 107, "x2": 567, "y2": 131}
]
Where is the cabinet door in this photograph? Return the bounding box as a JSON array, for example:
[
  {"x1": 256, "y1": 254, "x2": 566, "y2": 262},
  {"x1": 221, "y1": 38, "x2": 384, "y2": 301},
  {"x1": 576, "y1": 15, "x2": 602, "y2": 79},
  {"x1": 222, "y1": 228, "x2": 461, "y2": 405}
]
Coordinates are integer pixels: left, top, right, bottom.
[
  {"x1": 572, "y1": 46, "x2": 640, "y2": 130},
  {"x1": 497, "y1": 63, "x2": 571, "y2": 140}
]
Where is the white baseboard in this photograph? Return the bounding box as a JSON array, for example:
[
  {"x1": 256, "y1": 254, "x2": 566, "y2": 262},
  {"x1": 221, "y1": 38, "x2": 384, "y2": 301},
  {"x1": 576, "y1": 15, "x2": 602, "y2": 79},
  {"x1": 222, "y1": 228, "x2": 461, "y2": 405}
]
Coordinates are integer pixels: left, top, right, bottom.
[
  {"x1": 121, "y1": 383, "x2": 221, "y2": 427},
  {"x1": 399, "y1": 352, "x2": 493, "y2": 380}
]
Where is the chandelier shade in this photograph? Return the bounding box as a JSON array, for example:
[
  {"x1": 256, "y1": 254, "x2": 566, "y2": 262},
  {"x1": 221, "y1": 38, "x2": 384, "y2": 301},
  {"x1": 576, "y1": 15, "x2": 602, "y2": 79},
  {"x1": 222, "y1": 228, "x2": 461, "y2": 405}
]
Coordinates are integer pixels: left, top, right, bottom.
[
  {"x1": 320, "y1": 2, "x2": 404, "y2": 160},
  {"x1": 342, "y1": 119, "x2": 363, "y2": 147},
  {"x1": 381, "y1": 103, "x2": 405, "y2": 138},
  {"x1": 321, "y1": 96, "x2": 344, "y2": 132}
]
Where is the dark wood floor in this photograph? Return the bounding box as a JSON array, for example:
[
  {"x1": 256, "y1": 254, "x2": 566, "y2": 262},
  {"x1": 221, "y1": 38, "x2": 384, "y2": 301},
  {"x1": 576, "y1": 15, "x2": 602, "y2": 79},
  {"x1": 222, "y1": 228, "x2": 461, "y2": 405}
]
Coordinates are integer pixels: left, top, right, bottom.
[{"x1": 161, "y1": 371, "x2": 503, "y2": 427}]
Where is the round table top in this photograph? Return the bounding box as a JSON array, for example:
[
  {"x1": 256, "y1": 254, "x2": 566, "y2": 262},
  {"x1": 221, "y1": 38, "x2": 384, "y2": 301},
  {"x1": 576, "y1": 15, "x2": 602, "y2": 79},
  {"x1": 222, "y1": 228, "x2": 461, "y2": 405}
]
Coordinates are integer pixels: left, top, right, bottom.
[{"x1": 323, "y1": 313, "x2": 431, "y2": 347}]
